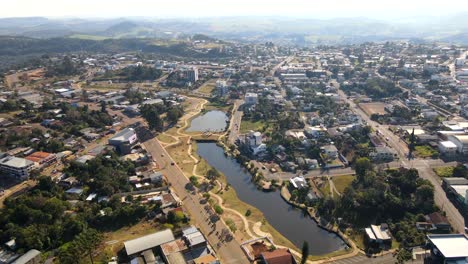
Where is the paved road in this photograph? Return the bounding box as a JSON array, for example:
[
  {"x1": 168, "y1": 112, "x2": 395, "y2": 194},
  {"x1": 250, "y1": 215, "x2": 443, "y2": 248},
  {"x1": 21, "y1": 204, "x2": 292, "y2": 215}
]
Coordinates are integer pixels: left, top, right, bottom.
[
  {"x1": 143, "y1": 138, "x2": 249, "y2": 264},
  {"x1": 227, "y1": 100, "x2": 244, "y2": 144},
  {"x1": 334, "y1": 79, "x2": 466, "y2": 232},
  {"x1": 328, "y1": 253, "x2": 423, "y2": 264}
]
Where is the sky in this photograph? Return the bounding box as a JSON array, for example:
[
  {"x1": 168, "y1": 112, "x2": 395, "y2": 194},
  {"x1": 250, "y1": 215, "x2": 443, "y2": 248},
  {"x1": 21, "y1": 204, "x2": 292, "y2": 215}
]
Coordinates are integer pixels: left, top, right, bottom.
[{"x1": 2, "y1": 0, "x2": 468, "y2": 20}]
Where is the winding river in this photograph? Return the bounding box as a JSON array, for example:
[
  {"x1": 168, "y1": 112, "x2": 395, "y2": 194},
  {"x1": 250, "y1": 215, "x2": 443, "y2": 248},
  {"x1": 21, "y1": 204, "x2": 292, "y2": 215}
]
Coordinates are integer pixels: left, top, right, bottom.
[{"x1": 196, "y1": 142, "x2": 346, "y2": 255}]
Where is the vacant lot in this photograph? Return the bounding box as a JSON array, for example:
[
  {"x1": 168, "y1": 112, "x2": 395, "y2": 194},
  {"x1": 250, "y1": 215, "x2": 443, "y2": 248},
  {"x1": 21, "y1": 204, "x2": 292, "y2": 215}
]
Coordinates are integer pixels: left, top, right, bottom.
[
  {"x1": 332, "y1": 175, "x2": 354, "y2": 194},
  {"x1": 359, "y1": 102, "x2": 387, "y2": 116}
]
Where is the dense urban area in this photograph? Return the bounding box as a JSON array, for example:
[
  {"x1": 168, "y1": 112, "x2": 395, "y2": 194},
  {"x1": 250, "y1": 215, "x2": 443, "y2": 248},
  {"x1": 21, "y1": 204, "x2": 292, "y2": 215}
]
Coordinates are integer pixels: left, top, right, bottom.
[{"x1": 0, "y1": 30, "x2": 468, "y2": 264}]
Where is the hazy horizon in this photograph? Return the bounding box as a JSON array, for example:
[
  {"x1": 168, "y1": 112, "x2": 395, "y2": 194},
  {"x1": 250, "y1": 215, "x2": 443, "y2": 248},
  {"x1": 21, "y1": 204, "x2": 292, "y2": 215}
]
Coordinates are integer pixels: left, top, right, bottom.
[{"x1": 2, "y1": 0, "x2": 468, "y2": 20}]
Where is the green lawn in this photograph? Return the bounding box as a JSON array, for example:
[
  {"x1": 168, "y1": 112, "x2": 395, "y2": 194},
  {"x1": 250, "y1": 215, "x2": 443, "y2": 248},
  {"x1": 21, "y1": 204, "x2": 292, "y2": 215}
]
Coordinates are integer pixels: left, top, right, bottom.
[
  {"x1": 415, "y1": 145, "x2": 438, "y2": 158},
  {"x1": 433, "y1": 166, "x2": 454, "y2": 178},
  {"x1": 197, "y1": 80, "x2": 216, "y2": 95},
  {"x1": 318, "y1": 180, "x2": 331, "y2": 198},
  {"x1": 239, "y1": 120, "x2": 268, "y2": 133},
  {"x1": 332, "y1": 175, "x2": 355, "y2": 194}
]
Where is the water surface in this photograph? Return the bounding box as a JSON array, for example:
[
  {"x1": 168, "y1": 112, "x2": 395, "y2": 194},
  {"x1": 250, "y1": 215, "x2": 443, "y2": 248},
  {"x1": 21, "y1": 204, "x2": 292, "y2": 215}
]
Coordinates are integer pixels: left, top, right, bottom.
[{"x1": 197, "y1": 142, "x2": 346, "y2": 255}]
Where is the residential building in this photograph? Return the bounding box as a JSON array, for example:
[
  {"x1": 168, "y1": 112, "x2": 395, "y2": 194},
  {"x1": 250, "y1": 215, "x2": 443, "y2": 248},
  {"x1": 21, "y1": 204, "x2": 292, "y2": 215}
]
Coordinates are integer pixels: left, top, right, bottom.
[
  {"x1": 370, "y1": 146, "x2": 397, "y2": 162},
  {"x1": 108, "y1": 127, "x2": 138, "y2": 154},
  {"x1": 426, "y1": 234, "x2": 468, "y2": 263},
  {"x1": 244, "y1": 93, "x2": 258, "y2": 105},
  {"x1": 0, "y1": 154, "x2": 34, "y2": 180},
  {"x1": 365, "y1": 224, "x2": 392, "y2": 244},
  {"x1": 289, "y1": 176, "x2": 307, "y2": 189},
  {"x1": 260, "y1": 249, "x2": 296, "y2": 264},
  {"x1": 321, "y1": 145, "x2": 338, "y2": 159}
]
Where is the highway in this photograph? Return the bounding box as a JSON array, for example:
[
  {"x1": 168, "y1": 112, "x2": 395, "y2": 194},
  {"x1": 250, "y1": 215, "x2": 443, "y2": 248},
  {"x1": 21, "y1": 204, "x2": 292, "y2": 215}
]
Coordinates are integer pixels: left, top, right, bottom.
[{"x1": 143, "y1": 138, "x2": 249, "y2": 263}]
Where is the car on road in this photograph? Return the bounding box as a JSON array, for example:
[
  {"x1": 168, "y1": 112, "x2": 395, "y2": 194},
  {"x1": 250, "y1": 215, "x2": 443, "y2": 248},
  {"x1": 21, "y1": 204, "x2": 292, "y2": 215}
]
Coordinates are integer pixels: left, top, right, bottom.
[
  {"x1": 385, "y1": 137, "x2": 390, "y2": 141},
  {"x1": 161, "y1": 154, "x2": 164, "y2": 157},
  {"x1": 171, "y1": 162, "x2": 175, "y2": 166}
]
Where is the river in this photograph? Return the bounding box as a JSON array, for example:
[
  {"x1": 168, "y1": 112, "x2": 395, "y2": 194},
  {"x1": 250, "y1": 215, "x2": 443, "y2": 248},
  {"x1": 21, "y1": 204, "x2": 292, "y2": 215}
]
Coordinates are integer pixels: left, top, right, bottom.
[{"x1": 196, "y1": 142, "x2": 346, "y2": 255}]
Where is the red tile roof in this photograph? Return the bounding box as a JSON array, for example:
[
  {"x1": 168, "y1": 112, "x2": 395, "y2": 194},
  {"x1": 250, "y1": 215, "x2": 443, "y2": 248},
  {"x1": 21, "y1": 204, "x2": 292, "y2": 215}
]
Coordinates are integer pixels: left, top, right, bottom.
[{"x1": 261, "y1": 249, "x2": 294, "y2": 264}]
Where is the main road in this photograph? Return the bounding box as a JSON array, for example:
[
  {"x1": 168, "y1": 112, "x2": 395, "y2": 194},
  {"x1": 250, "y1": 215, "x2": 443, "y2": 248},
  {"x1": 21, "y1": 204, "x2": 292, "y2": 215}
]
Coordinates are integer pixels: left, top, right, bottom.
[{"x1": 143, "y1": 138, "x2": 249, "y2": 263}]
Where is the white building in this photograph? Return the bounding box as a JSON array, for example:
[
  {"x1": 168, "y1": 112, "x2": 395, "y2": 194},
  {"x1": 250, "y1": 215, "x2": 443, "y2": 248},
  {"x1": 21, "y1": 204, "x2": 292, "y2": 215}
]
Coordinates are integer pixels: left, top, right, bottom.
[
  {"x1": 289, "y1": 176, "x2": 307, "y2": 189},
  {"x1": 448, "y1": 135, "x2": 468, "y2": 155},
  {"x1": 0, "y1": 154, "x2": 34, "y2": 180},
  {"x1": 438, "y1": 141, "x2": 458, "y2": 156},
  {"x1": 108, "y1": 128, "x2": 139, "y2": 154},
  {"x1": 244, "y1": 93, "x2": 258, "y2": 105}
]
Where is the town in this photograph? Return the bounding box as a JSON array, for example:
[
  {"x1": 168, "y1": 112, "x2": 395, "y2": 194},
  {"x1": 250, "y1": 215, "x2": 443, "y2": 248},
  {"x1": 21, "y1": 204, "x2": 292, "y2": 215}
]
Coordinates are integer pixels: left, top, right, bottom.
[{"x1": 0, "y1": 26, "x2": 468, "y2": 264}]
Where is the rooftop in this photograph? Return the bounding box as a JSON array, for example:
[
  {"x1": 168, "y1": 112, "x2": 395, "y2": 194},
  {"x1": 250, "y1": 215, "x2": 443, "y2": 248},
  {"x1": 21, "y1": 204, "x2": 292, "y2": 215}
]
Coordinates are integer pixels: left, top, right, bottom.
[
  {"x1": 427, "y1": 234, "x2": 468, "y2": 259},
  {"x1": 110, "y1": 127, "x2": 136, "y2": 143},
  {"x1": 0, "y1": 156, "x2": 34, "y2": 168},
  {"x1": 124, "y1": 229, "x2": 175, "y2": 256},
  {"x1": 261, "y1": 249, "x2": 294, "y2": 264}
]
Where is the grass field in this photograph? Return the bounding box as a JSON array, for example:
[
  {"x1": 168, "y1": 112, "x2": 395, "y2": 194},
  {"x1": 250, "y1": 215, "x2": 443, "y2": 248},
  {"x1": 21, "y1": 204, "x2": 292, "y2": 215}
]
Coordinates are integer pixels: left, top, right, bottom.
[
  {"x1": 157, "y1": 133, "x2": 176, "y2": 144},
  {"x1": 166, "y1": 137, "x2": 195, "y2": 175},
  {"x1": 433, "y1": 166, "x2": 454, "y2": 178},
  {"x1": 332, "y1": 175, "x2": 354, "y2": 194},
  {"x1": 318, "y1": 179, "x2": 331, "y2": 198},
  {"x1": 415, "y1": 145, "x2": 438, "y2": 158},
  {"x1": 239, "y1": 120, "x2": 268, "y2": 133},
  {"x1": 197, "y1": 79, "x2": 217, "y2": 95}
]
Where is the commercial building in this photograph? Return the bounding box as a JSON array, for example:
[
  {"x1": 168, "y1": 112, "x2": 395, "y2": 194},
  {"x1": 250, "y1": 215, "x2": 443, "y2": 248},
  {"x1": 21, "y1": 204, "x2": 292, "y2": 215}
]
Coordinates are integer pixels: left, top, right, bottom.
[
  {"x1": 0, "y1": 153, "x2": 34, "y2": 180},
  {"x1": 448, "y1": 135, "x2": 468, "y2": 155},
  {"x1": 181, "y1": 66, "x2": 199, "y2": 83},
  {"x1": 124, "y1": 229, "x2": 175, "y2": 256},
  {"x1": 108, "y1": 127, "x2": 138, "y2": 154},
  {"x1": 25, "y1": 151, "x2": 57, "y2": 168},
  {"x1": 438, "y1": 141, "x2": 458, "y2": 157},
  {"x1": 426, "y1": 234, "x2": 468, "y2": 263},
  {"x1": 260, "y1": 248, "x2": 296, "y2": 264},
  {"x1": 442, "y1": 177, "x2": 468, "y2": 213},
  {"x1": 11, "y1": 249, "x2": 41, "y2": 264}
]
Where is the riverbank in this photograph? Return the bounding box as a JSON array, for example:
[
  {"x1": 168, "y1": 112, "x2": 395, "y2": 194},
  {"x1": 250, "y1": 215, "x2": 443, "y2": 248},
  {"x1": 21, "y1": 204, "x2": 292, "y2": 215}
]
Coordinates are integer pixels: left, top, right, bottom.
[{"x1": 158, "y1": 97, "x2": 353, "y2": 262}]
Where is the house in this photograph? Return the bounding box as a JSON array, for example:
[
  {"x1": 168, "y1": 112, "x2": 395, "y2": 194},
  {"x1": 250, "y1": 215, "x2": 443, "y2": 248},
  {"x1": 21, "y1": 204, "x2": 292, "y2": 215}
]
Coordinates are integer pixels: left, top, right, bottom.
[
  {"x1": 260, "y1": 249, "x2": 296, "y2": 264},
  {"x1": 0, "y1": 154, "x2": 34, "y2": 180},
  {"x1": 289, "y1": 176, "x2": 307, "y2": 189},
  {"x1": 244, "y1": 93, "x2": 258, "y2": 105},
  {"x1": 149, "y1": 172, "x2": 163, "y2": 184},
  {"x1": 427, "y1": 212, "x2": 451, "y2": 232},
  {"x1": 321, "y1": 145, "x2": 338, "y2": 159},
  {"x1": 124, "y1": 229, "x2": 175, "y2": 257},
  {"x1": 426, "y1": 234, "x2": 468, "y2": 263},
  {"x1": 370, "y1": 146, "x2": 397, "y2": 162},
  {"x1": 438, "y1": 141, "x2": 458, "y2": 156},
  {"x1": 108, "y1": 127, "x2": 138, "y2": 154},
  {"x1": 365, "y1": 224, "x2": 391, "y2": 244}
]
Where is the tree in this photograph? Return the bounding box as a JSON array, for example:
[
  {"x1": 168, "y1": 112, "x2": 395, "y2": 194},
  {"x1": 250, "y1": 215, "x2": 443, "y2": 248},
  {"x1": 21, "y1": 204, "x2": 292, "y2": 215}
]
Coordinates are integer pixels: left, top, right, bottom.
[
  {"x1": 301, "y1": 241, "x2": 309, "y2": 264},
  {"x1": 355, "y1": 157, "x2": 373, "y2": 182},
  {"x1": 139, "y1": 104, "x2": 164, "y2": 132},
  {"x1": 100, "y1": 101, "x2": 107, "y2": 113},
  {"x1": 74, "y1": 228, "x2": 102, "y2": 264}
]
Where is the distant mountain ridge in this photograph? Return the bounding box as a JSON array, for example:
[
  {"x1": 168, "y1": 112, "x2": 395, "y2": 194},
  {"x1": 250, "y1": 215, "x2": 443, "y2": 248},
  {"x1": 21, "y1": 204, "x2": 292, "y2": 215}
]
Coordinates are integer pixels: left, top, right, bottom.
[{"x1": 0, "y1": 15, "x2": 467, "y2": 44}]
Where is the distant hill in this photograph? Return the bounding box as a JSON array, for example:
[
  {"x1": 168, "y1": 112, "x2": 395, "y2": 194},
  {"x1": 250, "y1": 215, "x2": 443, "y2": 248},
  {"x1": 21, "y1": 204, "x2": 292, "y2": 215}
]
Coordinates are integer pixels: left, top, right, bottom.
[
  {"x1": 0, "y1": 15, "x2": 468, "y2": 44},
  {"x1": 103, "y1": 21, "x2": 139, "y2": 36}
]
